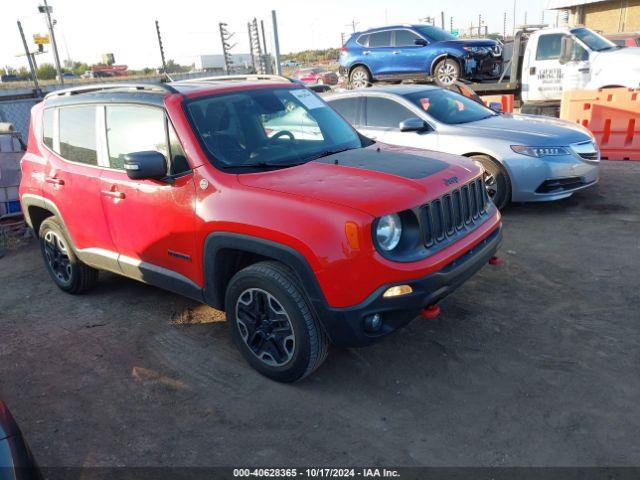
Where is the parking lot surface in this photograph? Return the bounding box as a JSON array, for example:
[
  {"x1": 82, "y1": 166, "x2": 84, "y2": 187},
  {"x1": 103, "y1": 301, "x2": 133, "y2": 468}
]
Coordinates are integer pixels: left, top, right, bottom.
[{"x1": 1, "y1": 161, "x2": 639, "y2": 467}]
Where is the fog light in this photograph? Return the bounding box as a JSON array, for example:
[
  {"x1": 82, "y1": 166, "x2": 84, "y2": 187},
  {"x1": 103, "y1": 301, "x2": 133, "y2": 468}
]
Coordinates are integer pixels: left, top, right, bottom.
[
  {"x1": 363, "y1": 314, "x2": 382, "y2": 333},
  {"x1": 383, "y1": 285, "x2": 413, "y2": 298}
]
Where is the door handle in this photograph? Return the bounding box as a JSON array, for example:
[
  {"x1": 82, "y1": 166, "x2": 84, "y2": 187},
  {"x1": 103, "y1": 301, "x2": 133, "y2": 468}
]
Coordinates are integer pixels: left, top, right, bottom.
[
  {"x1": 363, "y1": 51, "x2": 371, "y2": 56},
  {"x1": 45, "y1": 176, "x2": 64, "y2": 186},
  {"x1": 529, "y1": 66, "x2": 536, "y2": 75},
  {"x1": 101, "y1": 190, "x2": 126, "y2": 200},
  {"x1": 392, "y1": 51, "x2": 400, "y2": 55}
]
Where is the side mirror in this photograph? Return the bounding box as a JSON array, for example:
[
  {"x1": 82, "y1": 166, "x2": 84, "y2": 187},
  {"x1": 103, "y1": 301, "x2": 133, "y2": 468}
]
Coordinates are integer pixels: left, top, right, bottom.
[
  {"x1": 124, "y1": 151, "x2": 168, "y2": 181},
  {"x1": 488, "y1": 101, "x2": 503, "y2": 113},
  {"x1": 414, "y1": 38, "x2": 429, "y2": 47},
  {"x1": 399, "y1": 117, "x2": 429, "y2": 132},
  {"x1": 559, "y1": 36, "x2": 575, "y2": 64}
]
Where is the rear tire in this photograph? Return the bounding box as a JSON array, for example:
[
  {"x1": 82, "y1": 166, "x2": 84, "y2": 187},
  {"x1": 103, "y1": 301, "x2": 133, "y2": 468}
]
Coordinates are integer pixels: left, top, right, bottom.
[
  {"x1": 433, "y1": 58, "x2": 460, "y2": 87},
  {"x1": 349, "y1": 65, "x2": 371, "y2": 89},
  {"x1": 470, "y1": 155, "x2": 511, "y2": 210},
  {"x1": 39, "y1": 217, "x2": 99, "y2": 294},
  {"x1": 225, "y1": 261, "x2": 329, "y2": 382}
]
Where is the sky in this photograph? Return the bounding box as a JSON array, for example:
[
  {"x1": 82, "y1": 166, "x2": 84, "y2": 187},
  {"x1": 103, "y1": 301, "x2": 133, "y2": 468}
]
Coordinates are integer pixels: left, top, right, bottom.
[{"x1": 2, "y1": 0, "x2": 550, "y2": 71}]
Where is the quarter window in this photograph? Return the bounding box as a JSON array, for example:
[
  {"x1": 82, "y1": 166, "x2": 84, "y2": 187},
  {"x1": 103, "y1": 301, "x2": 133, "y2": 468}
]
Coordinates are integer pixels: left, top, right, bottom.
[
  {"x1": 536, "y1": 34, "x2": 564, "y2": 60},
  {"x1": 365, "y1": 97, "x2": 415, "y2": 129},
  {"x1": 42, "y1": 108, "x2": 55, "y2": 150},
  {"x1": 58, "y1": 106, "x2": 98, "y2": 165},
  {"x1": 369, "y1": 31, "x2": 392, "y2": 48},
  {"x1": 106, "y1": 106, "x2": 168, "y2": 170},
  {"x1": 395, "y1": 30, "x2": 421, "y2": 47}
]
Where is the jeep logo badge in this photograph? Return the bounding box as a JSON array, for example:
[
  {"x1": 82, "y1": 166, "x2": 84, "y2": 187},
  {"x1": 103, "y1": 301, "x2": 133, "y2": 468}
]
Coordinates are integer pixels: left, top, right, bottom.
[{"x1": 444, "y1": 176, "x2": 458, "y2": 186}]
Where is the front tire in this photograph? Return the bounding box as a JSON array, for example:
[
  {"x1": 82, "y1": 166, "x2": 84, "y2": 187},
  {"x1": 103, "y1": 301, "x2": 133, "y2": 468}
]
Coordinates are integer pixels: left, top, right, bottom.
[
  {"x1": 470, "y1": 155, "x2": 511, "y2": 210},
  {"x1": 349, "y1": 65, "x2": 371, "y2": 89},
  {"x1": 433, "y1": 58, "x2": 460, "y2": 87},
  {"x1": 225, "y1": 261, "x2": 329, "y2": 382},
  {"x1": 39, "y1": 217, "x2": 99, "y2": 294}
]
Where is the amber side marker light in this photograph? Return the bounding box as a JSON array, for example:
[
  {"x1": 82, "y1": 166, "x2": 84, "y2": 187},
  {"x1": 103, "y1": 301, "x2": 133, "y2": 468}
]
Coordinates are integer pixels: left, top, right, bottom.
[
  {"x1": 383, "y1": 285, "x2": 413, "y2": 298},
  {"x1": 345, "y1": 221, "x2": 360, "y2": 249}
]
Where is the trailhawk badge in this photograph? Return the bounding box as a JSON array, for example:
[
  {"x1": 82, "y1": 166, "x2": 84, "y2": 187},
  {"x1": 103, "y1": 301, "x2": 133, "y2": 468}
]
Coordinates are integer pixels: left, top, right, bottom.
[{"x1": 443, "y1": 176, "x2": 459, "y2": 186}]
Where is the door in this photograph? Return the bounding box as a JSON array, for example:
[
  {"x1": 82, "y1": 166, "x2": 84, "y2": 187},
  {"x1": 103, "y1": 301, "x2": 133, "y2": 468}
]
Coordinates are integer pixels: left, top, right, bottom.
[
  {"x1": 523, "y1": 33, "x2": 565, "y2": 102},
  {"x1": 391, "y1": 29, "x2": 428, "y2": 74},
  {"x1": 42, "y1": 105, "x2": 116, "y2": 255},
  {"x1": 366, "y1": 30, "x2": 395, "y2": 76},
  {"x1": 360, "y1": 96, "x2": 438, "y2": 150},
  {"x1": 98, "y1": 104, "x2": 198, "y2": 284}
]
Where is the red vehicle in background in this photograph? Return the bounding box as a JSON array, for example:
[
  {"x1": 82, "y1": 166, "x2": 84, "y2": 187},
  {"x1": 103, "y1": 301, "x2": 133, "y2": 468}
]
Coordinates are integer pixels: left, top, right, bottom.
[
  {"x1": 293, "y1": 67, "x2": 338, "y2": 85},
  {"x1": 605, "y1": 32, "x2": 640, "y2": 47}
]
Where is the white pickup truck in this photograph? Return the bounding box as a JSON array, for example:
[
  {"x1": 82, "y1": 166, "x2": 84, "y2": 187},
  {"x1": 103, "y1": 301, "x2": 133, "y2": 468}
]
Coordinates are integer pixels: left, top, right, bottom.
[{"x1": 467, "y1": 25, "x2": 640, "y2": 116}]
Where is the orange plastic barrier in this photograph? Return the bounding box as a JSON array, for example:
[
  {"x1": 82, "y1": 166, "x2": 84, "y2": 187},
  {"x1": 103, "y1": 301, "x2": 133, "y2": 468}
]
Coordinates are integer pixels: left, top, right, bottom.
[
  {"x1": 560, "y1": 88, "x2": 640, "y2": 161},
  {"x1": 481, "y1": 94, "x2": 514, "y2": 113}
]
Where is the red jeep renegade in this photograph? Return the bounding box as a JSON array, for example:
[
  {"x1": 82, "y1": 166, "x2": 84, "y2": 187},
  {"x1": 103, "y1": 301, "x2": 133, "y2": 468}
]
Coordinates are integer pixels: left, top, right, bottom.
[{"x1": 19, "y1": 77, "x2": 502, "y2": 382}]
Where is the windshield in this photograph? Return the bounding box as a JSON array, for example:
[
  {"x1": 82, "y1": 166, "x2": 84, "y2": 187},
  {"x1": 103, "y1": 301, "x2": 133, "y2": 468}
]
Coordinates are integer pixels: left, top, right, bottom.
[
  {"x1": 186, "y1": 87, "x2": 364, "y2": 170},
  {"x1": 414, "y1": 25, "x2": 456, "y2": 42},
  {"x1": 403, "y1": 88, "x2": 497, "y2": 125},
  {"x1": 571, "y1": 27, "x2": 618, "y2": 51}
]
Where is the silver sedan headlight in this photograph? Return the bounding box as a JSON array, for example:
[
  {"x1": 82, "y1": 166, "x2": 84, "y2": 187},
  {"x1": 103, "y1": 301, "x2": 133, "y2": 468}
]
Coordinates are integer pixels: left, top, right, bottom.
[
  {"x1": 375, "y1": 214, "x2": 402, "y2": 251},
  {"x1": 510, "y1": 145, "x2": 570, "y2": 157}
]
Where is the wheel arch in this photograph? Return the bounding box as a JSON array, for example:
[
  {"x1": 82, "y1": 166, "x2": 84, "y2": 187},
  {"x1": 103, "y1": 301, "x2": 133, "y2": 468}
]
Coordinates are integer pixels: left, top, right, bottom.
[
  {"x1": 430, "y1": 54, "x2": 460, "y2": 75},
  {"x1": 21, "y1": 194, "x2": 62, "y2": 239},
  {"x1": 349, "y1": 63, "x2": 372, "y2": 78},
  {"x1": 203, "y1": 232, "x2": 327, "y2": 313}
]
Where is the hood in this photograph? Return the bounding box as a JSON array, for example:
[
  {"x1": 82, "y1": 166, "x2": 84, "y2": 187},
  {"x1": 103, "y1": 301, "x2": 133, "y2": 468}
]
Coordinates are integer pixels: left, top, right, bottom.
[
  {"x1": 237, "y1": 144, "x2": 480, "y2": 217},
  {"x1": 438, "y1": 39, "x2": 499, "y2": 48},
  {"x1": 451, "y1": 113, "x2": 592, "y2": 145},
  {"x1": 591, "y1": 46, "x2": 640, "y2": 68}
]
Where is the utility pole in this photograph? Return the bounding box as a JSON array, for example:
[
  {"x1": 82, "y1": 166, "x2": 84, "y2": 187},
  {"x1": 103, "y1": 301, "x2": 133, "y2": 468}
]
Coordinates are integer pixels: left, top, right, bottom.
[
  {"x1": 17, "y1": 21, "x2": 40, "y2": 94},
  {"x1": 341, "y1": 32, "x2": 346, "y2": 45},
  {"x1": 39, "y1": 0, "x2": 63, "y2": 85},
  {"x1": 271, "y1": 10, "x2": 282, "y2": 75},
  {"x1": 155, "y1": 20, "x2": 169, "y2": 80},
  {"x1": 441, "y1": 11, "x2": 445, "y2": 30},
  {"x1": 346, "y1": 19, "x2": 358, "y2": 33},
  {"x1": 450, "y1": 17, "x2": 453, "y2": 33},
  {"x1": 260, "y1": 20, "x2": 268, "y2": 54},
  {"x1": 503, "y1": 12, "x2": 507, "y2": 38},
  {"x1": 478, "y1": 14, "x2": 482, "y2": 36},
  {"x1": 513, "y1": 0, "x2": 517, "y2": 35},
  {"x1": 524, "y1": 11, "x2": 528, "y2": 25}
]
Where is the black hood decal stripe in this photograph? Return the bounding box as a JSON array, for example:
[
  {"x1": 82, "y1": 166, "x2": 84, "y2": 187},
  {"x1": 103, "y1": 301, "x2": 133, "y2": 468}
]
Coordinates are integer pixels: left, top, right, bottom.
[{"x1": 314, "y1": 149, "x2": 448, "y2": 179}]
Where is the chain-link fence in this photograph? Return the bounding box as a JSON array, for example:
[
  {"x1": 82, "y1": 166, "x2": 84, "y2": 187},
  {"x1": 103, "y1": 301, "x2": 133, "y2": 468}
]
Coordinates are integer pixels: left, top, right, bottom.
[{"x1": 0, "y1": 99, "x2": 40, "y2": 140}]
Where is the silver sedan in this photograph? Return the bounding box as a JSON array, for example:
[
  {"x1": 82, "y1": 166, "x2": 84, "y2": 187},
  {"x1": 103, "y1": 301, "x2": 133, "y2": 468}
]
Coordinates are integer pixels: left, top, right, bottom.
[{"x1": 326, "y1": 85, "x2": 600, "y2": 209}]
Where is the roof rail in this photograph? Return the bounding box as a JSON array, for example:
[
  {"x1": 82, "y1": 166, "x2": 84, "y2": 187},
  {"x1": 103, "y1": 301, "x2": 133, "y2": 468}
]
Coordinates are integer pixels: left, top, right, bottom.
[
  {"x1": 44, "y1": 82, "x2": 179, "y2": 99},
  {"x1": 176, "y1": 74, "x2": 294, "y2": 84}
]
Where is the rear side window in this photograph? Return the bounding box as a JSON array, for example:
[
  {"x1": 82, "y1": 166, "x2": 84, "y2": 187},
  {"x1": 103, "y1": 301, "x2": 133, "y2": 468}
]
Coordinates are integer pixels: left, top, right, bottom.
[
  {"x1": 59, "y1": 106, "x2": 98, "y2": 165},
  {"x1": 106, "y1": 106, "x2": 168, "y2": 170},
  {"x1": 365, "y1": 97, "x2": 414, "y2": 128},
  {"x1": 536, "y1": 34, "x2": 563, "y2": 60},
  {"x1": 330, "y1": 98, "x2": 361, "y2": 125},
  {"x1": 369, "y1": 31, "x2": 392, "y2": 48},
  {"x1": 42, "y1": 108, "x2": 55, "y2": 149},
  {"x1": 395, "y1": 29, "x2": 421, "y2": 47},
  {"x1": 356, "y1": 34, "x2": 369, "y2": 47}
]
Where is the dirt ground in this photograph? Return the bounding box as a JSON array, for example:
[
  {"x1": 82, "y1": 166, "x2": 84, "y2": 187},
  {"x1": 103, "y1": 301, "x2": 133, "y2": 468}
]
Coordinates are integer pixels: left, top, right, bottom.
[{"x1": 1, "y1": 161, "x2": 639, "y2": 467}]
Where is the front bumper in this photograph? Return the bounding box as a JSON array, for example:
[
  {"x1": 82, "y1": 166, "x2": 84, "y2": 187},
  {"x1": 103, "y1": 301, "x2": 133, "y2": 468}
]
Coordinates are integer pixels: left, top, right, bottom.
[
  {"x1": 462, "y1": 54, "x2": 503, "y2": 80},
  {"x1": 506, "y1": 153, "x2": 600, "y2": 202},
  {"x1": 317, "y1": 226, "x2": 502, "y2": 347}
]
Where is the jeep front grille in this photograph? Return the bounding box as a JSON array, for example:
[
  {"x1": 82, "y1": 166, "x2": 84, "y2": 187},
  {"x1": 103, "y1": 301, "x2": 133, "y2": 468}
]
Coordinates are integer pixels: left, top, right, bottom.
[{"x1": 419, "y1": 177, "x2": 489, "y2": 248}]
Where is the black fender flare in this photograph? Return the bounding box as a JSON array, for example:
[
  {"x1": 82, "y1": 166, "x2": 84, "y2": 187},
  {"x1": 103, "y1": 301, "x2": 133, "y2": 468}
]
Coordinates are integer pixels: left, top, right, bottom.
[{"x1": 202, "y1": 232, "x2": 328, "y2": 314}]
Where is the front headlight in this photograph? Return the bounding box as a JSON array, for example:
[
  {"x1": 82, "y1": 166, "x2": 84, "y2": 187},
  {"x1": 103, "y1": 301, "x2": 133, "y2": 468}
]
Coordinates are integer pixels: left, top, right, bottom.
[
  {"x1": 510, "y1": 145, "x2": 570, "y2": 157},
  {"x1": 375, "y1": 213, "x2": 402, "y2": 251}
]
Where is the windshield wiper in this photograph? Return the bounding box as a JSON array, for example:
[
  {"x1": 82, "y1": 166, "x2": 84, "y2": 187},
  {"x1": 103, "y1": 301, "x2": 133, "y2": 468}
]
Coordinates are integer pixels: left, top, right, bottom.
[{"x1": 222, "y1": 160, "x2": 309, "y2": 169}]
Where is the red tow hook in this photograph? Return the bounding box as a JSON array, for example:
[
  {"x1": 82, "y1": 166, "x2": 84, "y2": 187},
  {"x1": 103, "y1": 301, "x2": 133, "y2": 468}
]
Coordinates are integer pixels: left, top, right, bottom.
[
  {"x1": 420, "y1": 304, "x2": 441, "y2": 319},
  {"x1": 489, "y1": 255, "x2": 501, "y2": 266}
]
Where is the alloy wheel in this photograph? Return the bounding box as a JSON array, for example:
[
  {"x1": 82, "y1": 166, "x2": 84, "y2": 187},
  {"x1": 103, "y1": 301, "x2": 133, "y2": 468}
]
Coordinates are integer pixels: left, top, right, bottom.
[
  {"x1": 350, "y1": 70, "x2": 369, "y2": 89},
  {"x1": 235, "y1": 288, "x2": 296, "y2": 367},
  {"x1": 43, "y1": 230, "x2": 72, "y2": 284},
  {"x1": 436, "y1": 62, "x2": 457, "y2": 86}
]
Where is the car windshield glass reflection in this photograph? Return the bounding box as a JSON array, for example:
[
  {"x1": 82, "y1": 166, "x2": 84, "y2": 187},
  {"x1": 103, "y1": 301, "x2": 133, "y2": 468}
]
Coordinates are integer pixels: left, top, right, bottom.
[
  {"x1": 404, "y1": 89, "x2": 497, "y2": 124},
  {"x1": 187, "y1": 88, "x2": 364, "y2": 169}
]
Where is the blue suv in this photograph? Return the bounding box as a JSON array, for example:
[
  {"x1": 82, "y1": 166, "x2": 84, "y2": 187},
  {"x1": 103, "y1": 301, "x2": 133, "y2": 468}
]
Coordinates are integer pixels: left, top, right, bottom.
[{"x1": 339, "y1": 25, "x2": 503, "y2": 88}]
